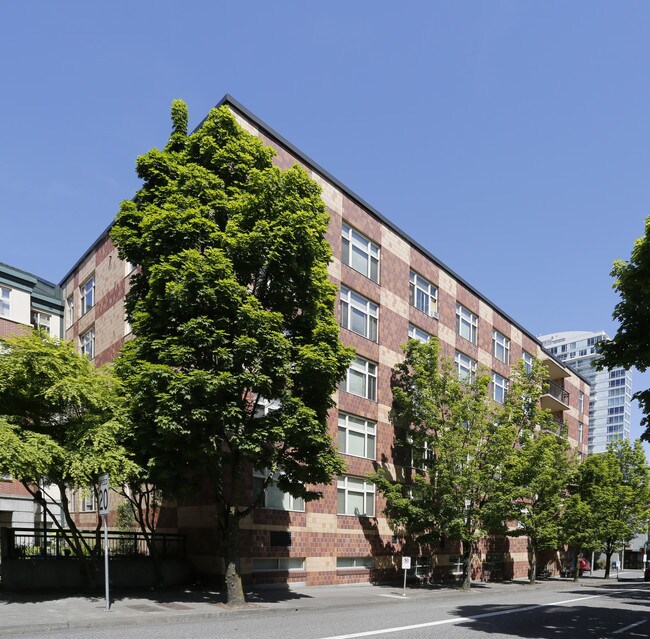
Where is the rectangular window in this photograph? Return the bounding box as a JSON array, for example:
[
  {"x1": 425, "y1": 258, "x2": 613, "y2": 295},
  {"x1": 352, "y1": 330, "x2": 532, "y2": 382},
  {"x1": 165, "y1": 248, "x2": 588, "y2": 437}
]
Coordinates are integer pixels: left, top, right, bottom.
[
  {"x1": 336, "y1": 557, "x2": 374, "y2": 569},
  {"x1": 31, "y1": 311, "x2": 51, "y2": 335},
  {"x1": 337, "y1": 476, "x2": 375, "y2": 516},
  {"x1": 0, "y1": 287, "x2": 10, "y2": 317},
  {"x1": 340, "y1": 287, "x2": 378, "y2": 341},
  {"x1": 455, "y1": 351, "x2": 477, "y2": 382},
  {"x1": 579, "y1": 392, "x2": 585, "y2": 413},
  {"x1": 523, "y1": 351, "x2": 534, "y2": 375},
  {"x1": 125, "y1": 261, "x2": 136, "y2": 276},
  {"x1": 338, "y1": 413, "x2": 376, "y2": 459},
  {"x1": 80, "y1": 276, "x2": 95, "y2": 315},
  {"x1": 341, "y1": 223, "x2": 379, "y2": 282},
  {"x1": 493, "y1": 330, "x2": 510, "y2": 365},
  {"x1": 456, "y1": 303, "x2": 477, "y2": 344},
  {"x1": 578, "y1": 422, "x2": 584, "y2": 442},
  {"x1": 66, "y1": 295, "x2": 74, "y2": 327},
  {"x1": 81, "y1": 491, "x2": 96, "y2": 512},
  {"x1": 253, "y1": 558, "x2": 305, "y2": 572},
  {"x1": 341, "y1": 356, "x2": 377, "y2": 401},
  {"x1": 492, "y1": 372, "x2": 508, "y2": 403},
  {"x1": 252, "y1": 470, "x2": 305, "y2": 511},
  {"x1": 80, "y1": 328, "x2": 95, "y2": 359},
  {"x1": 409, "y1": 271, "x2": 438, "y2": 318},
  {"x1": 408, "y1": 324, "x2": 431, "y2": 343}
]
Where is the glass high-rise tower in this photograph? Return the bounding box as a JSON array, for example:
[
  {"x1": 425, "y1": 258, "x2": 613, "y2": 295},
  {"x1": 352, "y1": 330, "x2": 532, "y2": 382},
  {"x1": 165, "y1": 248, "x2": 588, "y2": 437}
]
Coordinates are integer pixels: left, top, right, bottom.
[{"x1": 539, "y1": 330, "x2": 631, "y2": 454}]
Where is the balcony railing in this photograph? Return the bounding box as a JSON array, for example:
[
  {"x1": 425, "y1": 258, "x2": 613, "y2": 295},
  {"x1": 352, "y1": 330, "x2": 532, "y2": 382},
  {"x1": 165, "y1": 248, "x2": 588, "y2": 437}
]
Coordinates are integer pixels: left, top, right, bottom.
[{"x1": 546, "y1": 380, "x2": 569, "y2": 405}]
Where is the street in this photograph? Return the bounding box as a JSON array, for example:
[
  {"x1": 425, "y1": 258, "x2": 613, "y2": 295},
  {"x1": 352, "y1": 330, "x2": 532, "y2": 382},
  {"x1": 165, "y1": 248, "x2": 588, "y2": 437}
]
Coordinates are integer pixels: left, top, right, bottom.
[{"x1": 14, "y1": 579, "x2": 649, "y2": 639}]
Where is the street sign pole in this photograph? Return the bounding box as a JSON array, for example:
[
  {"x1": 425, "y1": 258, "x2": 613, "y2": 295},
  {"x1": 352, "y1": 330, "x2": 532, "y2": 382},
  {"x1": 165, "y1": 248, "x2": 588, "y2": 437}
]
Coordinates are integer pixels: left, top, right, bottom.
[
  {"x1": 98, "y1": 473, "x2": 110, "y2": 611},
  {"x1": 401, "y1": 556, "x2": 411, "y2": 596}
]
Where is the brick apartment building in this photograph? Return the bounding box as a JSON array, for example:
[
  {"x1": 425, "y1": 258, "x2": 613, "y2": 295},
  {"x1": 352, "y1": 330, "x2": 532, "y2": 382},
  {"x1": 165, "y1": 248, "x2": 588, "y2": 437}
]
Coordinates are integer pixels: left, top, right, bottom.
[
  {"x1": 0, "y1": 262, "x2": 63, "y2": 543},
  {"x1": 13, "y1": 96, "x2": 590, "y2": 586}
]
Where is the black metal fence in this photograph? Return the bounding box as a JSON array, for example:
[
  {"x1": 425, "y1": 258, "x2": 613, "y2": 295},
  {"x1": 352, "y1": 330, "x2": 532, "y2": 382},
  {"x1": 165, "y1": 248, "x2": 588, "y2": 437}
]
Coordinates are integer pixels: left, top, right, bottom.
[{"x1": 4, "y1": 528, "x2": 185, "y2": 560}]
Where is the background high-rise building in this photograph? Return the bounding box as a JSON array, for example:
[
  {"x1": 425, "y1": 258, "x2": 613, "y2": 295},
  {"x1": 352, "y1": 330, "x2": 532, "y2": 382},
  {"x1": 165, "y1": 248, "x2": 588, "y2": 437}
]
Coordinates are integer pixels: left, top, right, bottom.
[{"x1": 539, "y1": 330, "x2": 631, "y2": 454}]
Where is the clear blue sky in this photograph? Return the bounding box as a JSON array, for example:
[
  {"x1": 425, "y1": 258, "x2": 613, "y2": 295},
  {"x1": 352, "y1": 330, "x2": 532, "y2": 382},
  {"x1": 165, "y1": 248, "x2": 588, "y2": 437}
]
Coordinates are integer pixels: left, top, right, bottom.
[{"x1": 2, "y1": 2, "x2": 650, "y2": 442}]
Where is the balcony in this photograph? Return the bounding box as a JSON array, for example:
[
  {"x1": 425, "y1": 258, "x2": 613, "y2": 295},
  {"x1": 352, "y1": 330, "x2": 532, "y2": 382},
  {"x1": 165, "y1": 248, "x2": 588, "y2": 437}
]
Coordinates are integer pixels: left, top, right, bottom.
[{"x1": 540, "y1": 380, "x2": 570, "y2": 412}]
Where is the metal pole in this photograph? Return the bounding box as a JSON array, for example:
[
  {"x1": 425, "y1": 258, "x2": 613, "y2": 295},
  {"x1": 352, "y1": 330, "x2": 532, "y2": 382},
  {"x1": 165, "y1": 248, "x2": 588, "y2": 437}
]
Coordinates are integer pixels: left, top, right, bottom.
[
  {"x1": 104, "y1": 514, "x2": 110, "y2": 611},
  {"x1": 403, "y1": 567, "x2": 407, "y2": 596}
]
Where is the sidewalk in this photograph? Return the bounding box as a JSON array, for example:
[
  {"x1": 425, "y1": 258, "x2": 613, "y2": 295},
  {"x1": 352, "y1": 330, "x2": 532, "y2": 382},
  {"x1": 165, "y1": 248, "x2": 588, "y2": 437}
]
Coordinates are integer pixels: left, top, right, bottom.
[{"x1": 0, "y1": 572, "x2": 645, "y2": 637}]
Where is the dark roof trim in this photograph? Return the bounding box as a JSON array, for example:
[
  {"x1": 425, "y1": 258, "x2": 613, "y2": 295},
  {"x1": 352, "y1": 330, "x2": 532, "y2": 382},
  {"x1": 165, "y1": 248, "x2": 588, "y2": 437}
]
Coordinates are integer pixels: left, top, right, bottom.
[{"x1": 57, "y1": 94, "x2": 588, "y2": 385}]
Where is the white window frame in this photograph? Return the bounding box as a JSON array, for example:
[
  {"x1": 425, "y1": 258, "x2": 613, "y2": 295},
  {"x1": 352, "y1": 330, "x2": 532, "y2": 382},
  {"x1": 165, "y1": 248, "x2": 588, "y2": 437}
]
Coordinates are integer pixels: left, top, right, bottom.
[
  {"x1": 523, "y1": 351, "x2": 534, "y2": 375},
  {"x1": 409, "y1": 271, "x2": 438, "y2": 318},
  {"x1": 336, "y1": 557, "x2": 374, "y2": 569},
  {"x1": 337, "y1": 476, "x2": 375, "y2": 517},
  {"x1": 338, "y1": 413, "x2": 376, "y2": 460},
  {"x1": 340, "y1": 287, "x2": 378, "y2": 341},
  {"x1": 579, "y1": 392, "x2": 585, "y2": 414},
  {"x1": 252, "y1": 469, "x2": 305, "y2": 512},
  {"x1": 80, "y1": 276, "x2": 95, "y2": 315},
  {"x1": 81, "y1": 491, "x2": 96, "y2": 512},
  {"x1": 408, "y1": 324, "x2": 431, "y2": 343},
  {"x1": 456, "y1": 303, "x2": 477, "y2": 344},
  {"x1": 493, "y1": 330, "x2": 510, "y2": 365},
  {"x1": 341, "y1": 223, "x2": 379, "y2": 282},
  {"x1": 341, "y1": 356, "x2": 377, "y2": 401},
  {"x1": 31, "y1": 310, "x2": 51, "y2": 335},
  {"x1": 80, "y1": 327, "x2": 95, "y2": 359},
  {"x1": 0, "y1": 287, "x2": 10, "y2": 317},
  {"x1": 455, "y1": 351, "x2": 477, "y2": 382},
  {"x1": 66, "y1": 295, "x2": 74, "y2": 327},
  {"x1": 492, "y1": 372, "x2": 508, "y2": 404},
  {"x1": 253, "y1": 557, "x2": 305, "y2": 572}
]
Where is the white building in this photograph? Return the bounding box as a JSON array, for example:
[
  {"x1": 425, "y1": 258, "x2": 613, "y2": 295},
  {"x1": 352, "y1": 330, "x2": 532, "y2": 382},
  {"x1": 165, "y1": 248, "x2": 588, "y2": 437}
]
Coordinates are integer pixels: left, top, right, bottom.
[{"x1": 539, "y1": 330, "x2": 632, "y2": 454}]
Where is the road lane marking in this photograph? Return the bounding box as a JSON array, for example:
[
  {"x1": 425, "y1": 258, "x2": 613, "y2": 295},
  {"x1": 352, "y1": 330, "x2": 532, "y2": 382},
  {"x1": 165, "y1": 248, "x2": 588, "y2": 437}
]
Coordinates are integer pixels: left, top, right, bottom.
[
  {"x1": 378, "y1": 595, "x2": 410, "y2": 599},
  {"x1": 612, "y1": 619, "x2": 647, "y2": 635},
  {"x1": 317, "y1": 594, "x2": 602, "y2": 639}
]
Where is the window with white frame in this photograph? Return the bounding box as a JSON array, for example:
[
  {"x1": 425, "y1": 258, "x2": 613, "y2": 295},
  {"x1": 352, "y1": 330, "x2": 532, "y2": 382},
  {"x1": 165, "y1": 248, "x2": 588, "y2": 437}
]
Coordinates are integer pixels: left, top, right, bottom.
[
  {"x1": 341, "y1": 223, "x2": 379, "y2": 282},
  {"x1": 408, "y1": 324, "x2": 430, "y2": 343},
  {"x1": 338, "y1": 413, "x2": 376, "y2": 459},
  {"x1": 125, "y1": 261, "x2": 136, "y2": 276},
  {"x1": 456, "y1": 303, "x2": 477, "y2": 344},
  {"x1": 578, "y1": 422, "x2": 584, "y2": 442},
  {"x1": 253, "y1": 557, "x2": 305, "y2": 572},
  {"x1": 409, "y1": 271, "x2": 438, "y2": 317},
  {"x1": 492, "y1": 372, "x2": 508, "y2": 403},
  {"x1": 336, "y1": 557, "x2": 374, "y2": 569},
  {"x1": 493, "y1": 330, "x2": 510, "y2": 364},
  {"x1": 523, "y1": 351, "x2": 534, "y2": 375},
  {"x1": 252, "y1": 469, "x2": 305, "y2": 511},
  {"x1": 66, "y1": 295, "x2": 74, "y2": 327},
  {"x1": 340, "y1": 287, "x2": 378, "y2": 341},
  {"x1": 341, "y1": 356, "x2": 377, "y2": 401},
  {"x1": 80, "y1": 327, "x2": 95, "y2": 359},
  {"x1": 80, "y1": 276, "x2": 95, "y2": 315},
  {"x1": 337, "y1": 476, "x2": 375, "y2": 516},
  {"x1": 0, "y1": 287, "x2": 10, "y2": 317},
  {"x1": 31, "y1": 311, "x2": 51, "y2": 335},
  {"x1": 81, "y1": 491, "x2": 96, "y2": 512},
  {"x1": 455, "y1": 351, "x2": 477, "y2": 382},
  {"x1": 579, "y1": 392, "x2": 585, "y2": 414}
]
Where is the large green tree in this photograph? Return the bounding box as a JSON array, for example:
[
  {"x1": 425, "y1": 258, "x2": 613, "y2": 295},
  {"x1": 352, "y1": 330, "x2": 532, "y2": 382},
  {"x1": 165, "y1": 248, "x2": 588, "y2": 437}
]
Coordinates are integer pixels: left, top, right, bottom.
[
  {"x1": 0, "y1": 332, "x2": 135, "y2": 585},
  {"x1": 111, "y1": 101, "x2": 352, "y2": 604},
  {"x1": 598, "y1": 215, "x2": 650, "y2": 439},
  {"x1": 566, "y1": 439, "x2": 650, "y2": 579},
  {"x1": 493, "y1": 359, "x2": 574, "y2": 584},
  {"x1": 372, "y1": 338, "x2": 516, "y2": 590}
]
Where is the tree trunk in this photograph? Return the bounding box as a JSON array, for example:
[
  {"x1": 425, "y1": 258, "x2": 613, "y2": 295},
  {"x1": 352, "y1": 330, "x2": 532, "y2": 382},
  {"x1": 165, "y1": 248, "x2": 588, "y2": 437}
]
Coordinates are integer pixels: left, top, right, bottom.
[
  {"x1": 573, "y1": 554, "x2": 580, "y2": 582},
  {"x1": 222, "y1": 507, "x2": 245, "y2": 605},
  {"x1": 604, "y1": 550, "x2": 613, "y2": 579},
  {"x1": 529, "y1": 540, "x2": 537, "y2": 585},
  {"x1": 461, "y1": 541, "x2": 472, "y2": 591}
]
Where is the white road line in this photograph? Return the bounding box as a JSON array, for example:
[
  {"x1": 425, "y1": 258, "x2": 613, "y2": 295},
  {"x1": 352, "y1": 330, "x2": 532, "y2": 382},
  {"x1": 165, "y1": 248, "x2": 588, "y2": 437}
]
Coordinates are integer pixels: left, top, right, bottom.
[
  {"x1": 317, "y1": 594, "x2": 602, "y2": 639},
  {"x1": 612, "y1": 619, "x2": 647, "y2": 635},
  {"x1": 378, "y1": 595, "x2": 410, "y2": 599}
]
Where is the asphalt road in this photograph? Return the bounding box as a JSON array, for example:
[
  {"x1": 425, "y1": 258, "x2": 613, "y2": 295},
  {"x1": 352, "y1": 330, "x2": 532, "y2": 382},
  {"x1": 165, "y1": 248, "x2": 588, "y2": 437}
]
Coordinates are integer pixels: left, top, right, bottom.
[{"x1": 15, "y1": 581, "x2": 650, "y2": 639}]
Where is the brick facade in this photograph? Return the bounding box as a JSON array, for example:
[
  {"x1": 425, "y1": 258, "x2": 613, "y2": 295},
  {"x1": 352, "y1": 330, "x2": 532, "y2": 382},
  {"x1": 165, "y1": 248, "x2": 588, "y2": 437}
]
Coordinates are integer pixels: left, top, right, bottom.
[{"x1": 56, "y1": 97, "x2": 590, "y2": 586}]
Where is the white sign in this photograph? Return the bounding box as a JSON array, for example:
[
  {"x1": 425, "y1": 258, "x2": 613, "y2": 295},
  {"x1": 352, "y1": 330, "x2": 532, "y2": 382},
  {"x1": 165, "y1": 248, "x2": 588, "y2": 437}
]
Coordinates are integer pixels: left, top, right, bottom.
[
  {"x1": 98, "y1": 473, "x2": 110, "y2": 516},
  {"x1": 401, "y1": 556, "x2": 411, "y2": 570}
]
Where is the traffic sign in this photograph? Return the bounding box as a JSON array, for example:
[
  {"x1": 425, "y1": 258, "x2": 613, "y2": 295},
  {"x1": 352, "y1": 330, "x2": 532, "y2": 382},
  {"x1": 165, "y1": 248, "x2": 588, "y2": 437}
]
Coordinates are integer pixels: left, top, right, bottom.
[
  {"x1": 402, "y1": 556, "x2": 411, "y2": 570},
  {"x1": 98, "y1": 473, "x2": 109, "y2": 516}
]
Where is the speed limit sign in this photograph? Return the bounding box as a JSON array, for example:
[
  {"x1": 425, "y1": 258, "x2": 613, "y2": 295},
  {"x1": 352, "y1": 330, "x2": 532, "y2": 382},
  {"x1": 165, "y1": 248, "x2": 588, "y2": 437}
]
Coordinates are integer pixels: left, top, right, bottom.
[{"x1": 98, "y1": 473, "x2": 109, "y2": 516}]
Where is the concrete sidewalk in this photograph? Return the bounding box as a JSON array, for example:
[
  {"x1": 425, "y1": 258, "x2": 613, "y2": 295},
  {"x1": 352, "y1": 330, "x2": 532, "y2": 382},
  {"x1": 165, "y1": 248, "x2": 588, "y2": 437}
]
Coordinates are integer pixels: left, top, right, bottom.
[{"x1": 0, "y1": 571, "x2": 645, "y2": 637}]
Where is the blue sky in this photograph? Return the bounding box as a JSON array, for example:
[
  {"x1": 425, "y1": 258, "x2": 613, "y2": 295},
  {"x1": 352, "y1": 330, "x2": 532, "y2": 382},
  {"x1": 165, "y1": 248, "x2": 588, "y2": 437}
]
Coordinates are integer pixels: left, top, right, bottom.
[{"x1": 2, "y1": 2, "x2": 650, "y2": 442}]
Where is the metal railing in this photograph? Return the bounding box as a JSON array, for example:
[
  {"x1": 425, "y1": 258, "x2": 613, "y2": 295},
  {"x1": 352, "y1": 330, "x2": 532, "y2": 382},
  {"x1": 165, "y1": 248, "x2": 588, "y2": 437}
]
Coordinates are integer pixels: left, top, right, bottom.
[
  {"x1": 546, "y1": 380, "x2": 569, "y2": 405},
  {"x1": 4, "y1": 528, "x2": 185, "y2": 560}
]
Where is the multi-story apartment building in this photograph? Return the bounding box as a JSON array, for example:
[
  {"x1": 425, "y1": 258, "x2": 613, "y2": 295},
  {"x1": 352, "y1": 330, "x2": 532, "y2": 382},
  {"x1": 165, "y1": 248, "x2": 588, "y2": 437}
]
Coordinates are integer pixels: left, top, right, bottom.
[
  {"x1": 0, "y1": 262, "x2": 63, "y2": 542},
  {"x1": 539, "y1": 330, "x2": 631, "y2": 454},
  {"x1": 55, "y1": 95, "x2": 590, "y2": 586}
]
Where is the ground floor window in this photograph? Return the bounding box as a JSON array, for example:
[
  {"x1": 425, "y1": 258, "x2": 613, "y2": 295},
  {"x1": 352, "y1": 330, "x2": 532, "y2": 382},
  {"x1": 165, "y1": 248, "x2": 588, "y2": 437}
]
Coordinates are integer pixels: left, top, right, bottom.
[{"x1": 252, "y1": 557, "x2": 305, "y2": 572}]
